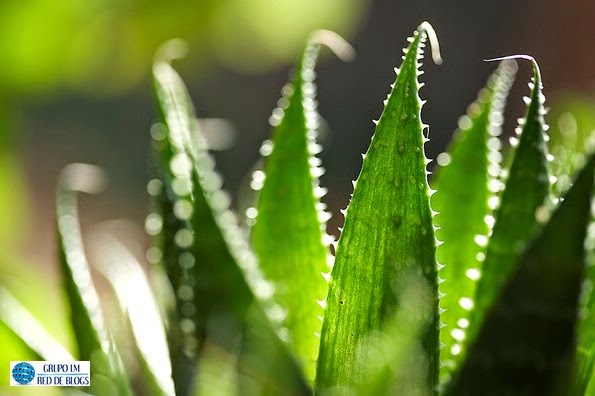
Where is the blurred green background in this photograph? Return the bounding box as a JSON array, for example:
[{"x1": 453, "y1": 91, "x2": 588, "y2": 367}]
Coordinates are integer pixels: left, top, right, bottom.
[{"x1": 0, "y1": 1, "x2": 593, "y2": 385}]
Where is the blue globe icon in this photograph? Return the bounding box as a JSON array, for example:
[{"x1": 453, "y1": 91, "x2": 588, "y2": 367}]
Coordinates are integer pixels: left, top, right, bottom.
[{"x1": 12, "y1": 362, "x2": 35, "y2": 384}]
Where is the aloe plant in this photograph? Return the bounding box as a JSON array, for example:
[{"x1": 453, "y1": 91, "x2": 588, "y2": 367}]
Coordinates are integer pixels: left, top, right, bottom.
[
  {"x1": 1, "y1": 21, "x2": 594, "y2": 395},
  {"x1": 316, "y1": 22, "x2": 442, "y2": 394}
]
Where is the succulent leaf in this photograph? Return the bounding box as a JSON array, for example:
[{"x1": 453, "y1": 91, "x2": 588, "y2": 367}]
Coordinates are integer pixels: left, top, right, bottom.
[
  {"x1": 152, "y1": 50, "x2": 307, "y2": 394},
  {"x1": 468, "y1": 56, "x2": 552, "y2": 341},
  {"x1": 250, "y1": 30, "x2": 353, "y2": 383},
  {"x1": 450, "y1": 152, "x2": 595, "y2": 394},
  {"x1": 92, "y1": 228, "x2": 176, "y2": 396},
  {"x1": 316, "y1": 22, "x2": 440, "y2": 392},
  {"x1": 432, "y1": 60, "x2": 517, "y2": 383},
  {"x1": 56, "y1": 163, "x2": 132, "y2": 395}
]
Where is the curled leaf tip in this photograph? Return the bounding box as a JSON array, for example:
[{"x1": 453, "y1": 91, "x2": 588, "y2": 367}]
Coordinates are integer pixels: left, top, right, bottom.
[
  {"x1": 418, "y1": 21, "x2": 443, "y2": 65},
  {"x1": 309, "y1": 29, "x2": 356, "y2": 62},
  {"x1": 484, "y1": 54, "x2": 534, "y2": 63},
  {"x1": 59, "y1": 163, "x2": 107, "y2": 194},
  {"x1": 154, "y1": 38, "x2": 189, "y2": 64},
  {"x1": 484, "y1": 54, "x2": 541, "y2": 79}
]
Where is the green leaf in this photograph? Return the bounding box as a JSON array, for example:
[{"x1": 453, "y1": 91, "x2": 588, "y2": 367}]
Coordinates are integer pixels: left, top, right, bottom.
[
  {"x1": 0, "y1": 286, "x2": 74, "y2": 361},
  {"x1": 347, "y1": 272, "x2": 435, "y2": 395},
  {"x1": 432, "y1": 60, "x2": 517, "y2": 383},
  {"x1": 573, "y1": 152, "x2": 595, "y2": 394},
  {"x1": 152, "y1": 50, "x2": 250, "y2": 395},
  {"x1": 91, "y1": 225, "x2": 176, "y2": 396},
  {"x1": 152, "y1": 46, "x2": 307, "y2": 394},
  {"x1": 0, "y1": 257, "x2": 75, "y2": 353},
  {"x1": 468, "y1": 56, "x2": 552, "y2": 341},
  {"x1": 0, "y1": 285, "x2": 75, "y2": 393},
  {"x1": 237, "y1": 307, "x2": 312, "y2": 396},
  {"x1": 449, "y1": 151, "x2": 595, "y2": 394},
  {"x1": 548, "y1": 96, "x2": 595, "y2": 197},
  {"x1": 56, "y1": 163, "x2": 132, "y2": 396},
  {"x1": 316, "y1": 22, "x2": 441, "y2": 392},
  {"x1": 194, "y1": 342, "x2": 239, "y2": 396},
  {"x1": 250, "y1": 30, "x2": 353, "y2": 383}
]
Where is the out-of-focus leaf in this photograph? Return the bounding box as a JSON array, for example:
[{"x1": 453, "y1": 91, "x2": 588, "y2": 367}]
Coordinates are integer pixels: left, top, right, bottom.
[
  {"x1": 195, "y1": 347, "x2": 238, "y2": 396},
  {"x1": 348, "y1": 270, "x2": 434, "y2": 395},
  {"x1": 548, "y1": 96, "x2": 595, "y2": 196},
  {"x1": 0, "y1": 258, "x2": 75, "y2": 352},
  {"x1": 237, "y1": 306, "x2": 311, "y2": 396},
  {"x1": 0, "y1": 286, "x2": 74, "y2": 361},
  {"x1": 432, "y1": 60, "x2": 517, "y2": 383},
  {"x1": 468, "y1": 56, "x2": 552, "y2": 342},
  {"x1": 573, "y1": 152, "x2": 595, "y2": 394},
  {"x1": 316, "y1": 22, "x2": 441, "y2": 392},
  {"x1": 91, "y1": 224, "x2": 175, "y2": 396},
  {"x1": 152, "y1": 48, "x2": 250, "y2": 395},
  {"x1": 0, "y1": 321, "x2": 64, "y2": 395},
  {"x1": 250, "y1": 30, "x2": 353, "y2": 383},
  {"x1": 56, "y1": 163, "x2": 132, "y2": 396},
  {"x1": 449, "y1": 152, "x2": 595, "y2": 394},
  {"x1": 194, "y1": 315, "x2": 240, "y2": 396},
  {"x1": 0, "y1": 286, "x2": 72, "y2": 392},
  {"x1": 152, "y1": 45, "x2": 307, "y2": 395}
]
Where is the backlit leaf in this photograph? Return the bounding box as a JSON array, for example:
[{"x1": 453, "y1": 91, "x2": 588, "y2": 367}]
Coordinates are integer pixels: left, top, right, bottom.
[
  {"x1": 548, "y1": 96, "x2": 595, "y2": 197},
  {"x1": 250, "y1": 30, "x2": 353, "y2": 383},
  {"x1": 468, "y1": 56, "x2": 552, "y2": 342},
  {"x1": 152, "y1": 47, "x2": 307, "y2": 394},
  {"x1": 449, "y1": 152, "x2": 595, "y2": 394},
  {"x1": 91, "y1": 226, "x2": 176, "y2": 396},
  {"x1": 0, "y1": 286, "x2": 73, "y2": 361},
  {"x1": 56, "y1": 163, "x2": 132, "y2": 396},
  {"x1": 432, "y1": 60, "x2": 517, "y2": 383},
  {"x1": 316, "y1": 22, "x2": 441, "y2": 392},
  {"x1": 573, "y1": 152, "x2": 595, "y2": 394},
  {"x1": 152, "y1": 51, "x2": 252, "y2": 395}
]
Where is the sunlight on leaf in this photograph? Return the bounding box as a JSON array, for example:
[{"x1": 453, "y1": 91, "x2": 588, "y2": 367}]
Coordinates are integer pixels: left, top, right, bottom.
[
  {"x1": 194, "y1": 343, "x2": 239, "y2": 396},
  {"x1": 316, "y1": 21, "x2": 441, "y2": 392},
  {"x1": 548, "y1": 96, "x2": 595, "y2": 197},
  {"x1": 91, "y1": 223, "x2": 175, "y2": 396},
  {"x1": 432, "y1": 60, "x2": 517, "y2": 384},
  {"x1": 56, "y1": 163, "x2": 132, "y2": 396},
  {"x1": 450, "y1": 152, "x2": 595, "y2": 394},
  {"x1": 0, "y1": 286, "x2": 73, "y2": 361},
  {"x1": 250, "y1": 30, "x2": 353, "y2": 383},
  {"x1": 572, "y1": 151, "x2": 595, "y2": 394},
  {"x1": 152, "y1": 47, "x2": 307, "y2": 394},
  {"x1": 468, "y1": 56, "x2": 552, "y2": 343},
  {"x1": 351, "y1": 271, "x2": 433, "y2": 395}
]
